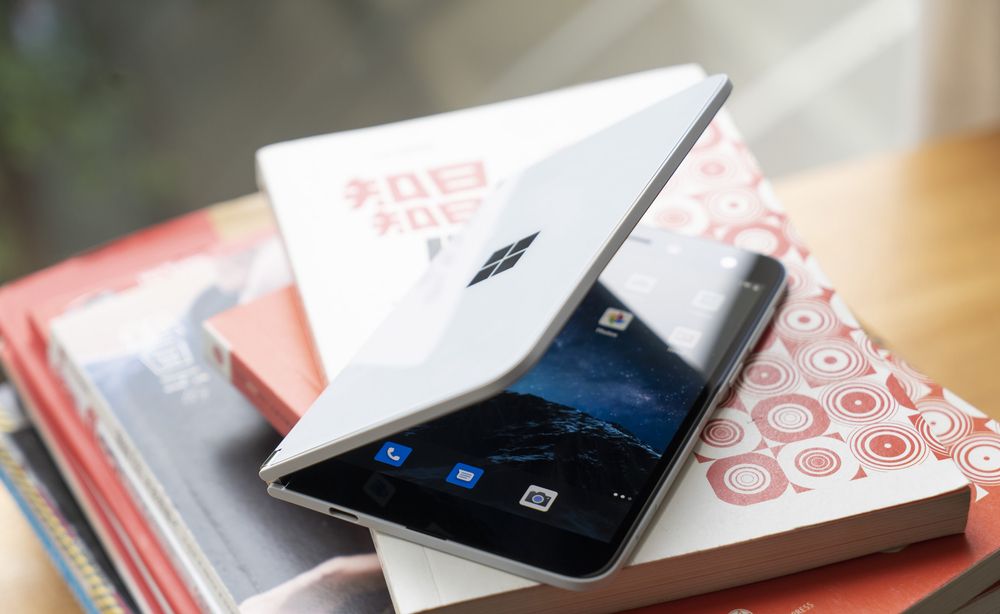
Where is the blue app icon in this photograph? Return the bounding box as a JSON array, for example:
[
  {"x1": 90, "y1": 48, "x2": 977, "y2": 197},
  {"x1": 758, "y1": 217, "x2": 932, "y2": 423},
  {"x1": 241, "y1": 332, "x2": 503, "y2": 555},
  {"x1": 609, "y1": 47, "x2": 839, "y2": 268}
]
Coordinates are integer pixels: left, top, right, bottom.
[
  {"x1": 374, "y1": 441, "x2": 412, "y2": 467},
  {"x1": 445, "y1": 463, "x2": 484, "y2": 489}
]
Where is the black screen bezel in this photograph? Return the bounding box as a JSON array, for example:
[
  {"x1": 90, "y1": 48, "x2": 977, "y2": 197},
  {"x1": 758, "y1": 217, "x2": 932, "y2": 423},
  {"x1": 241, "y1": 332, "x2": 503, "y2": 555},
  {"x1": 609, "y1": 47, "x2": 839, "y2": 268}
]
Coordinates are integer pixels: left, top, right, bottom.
[{"x1": 280, "y1": 251, "x2": 786, "y2": 579}]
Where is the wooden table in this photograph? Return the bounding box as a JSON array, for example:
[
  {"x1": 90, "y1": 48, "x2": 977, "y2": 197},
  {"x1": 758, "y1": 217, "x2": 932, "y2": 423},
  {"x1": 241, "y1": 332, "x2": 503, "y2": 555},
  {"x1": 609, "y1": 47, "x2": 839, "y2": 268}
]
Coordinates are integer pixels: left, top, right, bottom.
[
  {"x1": 776, "y1": 128, "x2": 1000, "y2": 420},
  {"x1": 0, "y1": 480, "x2": 81, "y2": 613},
  {"x1": 1, "y1": 128, "x2": 998, "y2": 613}
]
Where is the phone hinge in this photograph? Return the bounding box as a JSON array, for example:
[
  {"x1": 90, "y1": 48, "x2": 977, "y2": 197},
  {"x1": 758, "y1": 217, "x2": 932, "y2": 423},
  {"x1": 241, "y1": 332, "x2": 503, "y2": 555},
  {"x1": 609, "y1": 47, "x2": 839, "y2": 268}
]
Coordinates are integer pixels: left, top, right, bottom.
[{"x1": 260, "y1": 447, "x2": 281, "y2": 473}]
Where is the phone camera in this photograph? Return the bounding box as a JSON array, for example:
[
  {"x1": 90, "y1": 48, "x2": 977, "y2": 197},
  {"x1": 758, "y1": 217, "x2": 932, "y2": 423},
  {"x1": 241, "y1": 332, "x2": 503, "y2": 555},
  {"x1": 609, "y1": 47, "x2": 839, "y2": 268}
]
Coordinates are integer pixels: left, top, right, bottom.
[{"x1": 524, "y1": 490, "x2": 551, "y2": 507}]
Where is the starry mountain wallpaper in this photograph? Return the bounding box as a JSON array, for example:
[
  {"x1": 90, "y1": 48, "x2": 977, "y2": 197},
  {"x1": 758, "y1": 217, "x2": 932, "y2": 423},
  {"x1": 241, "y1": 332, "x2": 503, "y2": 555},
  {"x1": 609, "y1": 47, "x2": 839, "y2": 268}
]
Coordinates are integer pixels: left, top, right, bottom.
[
  {"x1": 405, "y1": 282, "x2": 707, "y2": 495},
  {"x1": 508, "y1": 282, "x2": 704, "y2": 454}
]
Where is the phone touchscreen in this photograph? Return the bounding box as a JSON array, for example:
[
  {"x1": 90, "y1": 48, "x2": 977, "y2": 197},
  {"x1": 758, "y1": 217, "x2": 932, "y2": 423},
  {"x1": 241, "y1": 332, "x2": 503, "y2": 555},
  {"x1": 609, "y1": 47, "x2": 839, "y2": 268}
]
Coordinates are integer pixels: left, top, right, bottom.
[{"x1": 284, "y1": 229, "x2": 784, "y2": 574}]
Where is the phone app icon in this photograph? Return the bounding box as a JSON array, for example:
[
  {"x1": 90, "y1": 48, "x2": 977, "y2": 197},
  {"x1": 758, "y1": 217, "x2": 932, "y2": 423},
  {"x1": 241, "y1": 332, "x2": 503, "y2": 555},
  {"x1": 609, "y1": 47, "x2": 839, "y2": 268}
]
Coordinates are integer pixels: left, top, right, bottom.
[
  {"x1": 446, "y1": 463, "x2": 484, "y2": 489},
  {"x1": 668, "y1": 326, "x2": 703, "y2": 350},
  {"x1": 520, "y1": 485, "x2": 558, "y2": 512},
  {"x1": 599, "y1": 307, "x2": 634, "y2": 331},
  {"x1": 692, "y1": 290, "x2": 725, "y2": 312},
  {"x1": 374, "y1": 441, "x2": 412, "y2": 467}
]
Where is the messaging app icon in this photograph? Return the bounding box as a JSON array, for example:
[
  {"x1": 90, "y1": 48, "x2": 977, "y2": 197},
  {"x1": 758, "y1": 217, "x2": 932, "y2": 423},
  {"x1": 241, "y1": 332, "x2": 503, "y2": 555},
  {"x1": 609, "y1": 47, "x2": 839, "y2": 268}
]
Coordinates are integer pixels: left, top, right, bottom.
[
  {"x1": 374, "y1": 441, "x2": 412, "y2": 467},
  {"x1": 446, "y1": 463, "x2": 484, "y2": 489}
]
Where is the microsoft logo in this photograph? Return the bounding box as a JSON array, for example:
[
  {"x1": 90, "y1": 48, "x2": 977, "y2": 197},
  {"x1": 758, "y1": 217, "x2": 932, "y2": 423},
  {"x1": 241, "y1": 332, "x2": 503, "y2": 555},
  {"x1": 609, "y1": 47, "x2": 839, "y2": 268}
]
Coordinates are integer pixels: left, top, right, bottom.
[{"x1": 468, "y1": 232, "x2": 539, "y2": 286}]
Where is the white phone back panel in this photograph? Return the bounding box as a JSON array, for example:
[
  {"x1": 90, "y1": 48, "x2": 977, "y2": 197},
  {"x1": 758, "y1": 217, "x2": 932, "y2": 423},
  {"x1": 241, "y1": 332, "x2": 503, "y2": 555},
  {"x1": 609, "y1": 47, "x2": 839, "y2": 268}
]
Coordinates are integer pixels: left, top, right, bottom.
[{"x1": 261, "y1": 75, "x2": 731, "y2": 482}]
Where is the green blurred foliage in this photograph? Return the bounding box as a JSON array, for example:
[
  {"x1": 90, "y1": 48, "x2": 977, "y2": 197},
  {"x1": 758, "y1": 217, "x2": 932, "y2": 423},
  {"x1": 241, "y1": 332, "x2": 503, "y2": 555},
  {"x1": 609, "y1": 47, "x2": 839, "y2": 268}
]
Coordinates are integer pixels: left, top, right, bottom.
[{"x1": 0, "y1": 0, "x2": 173, "y2": 282}]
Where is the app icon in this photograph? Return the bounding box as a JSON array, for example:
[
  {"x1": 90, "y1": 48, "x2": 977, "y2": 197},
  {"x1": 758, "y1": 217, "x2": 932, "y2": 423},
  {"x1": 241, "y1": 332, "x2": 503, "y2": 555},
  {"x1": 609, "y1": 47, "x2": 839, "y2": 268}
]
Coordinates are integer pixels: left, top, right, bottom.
[
  {"x1": 668, "y1": 326, "x2": 702, "y2": 350},
  {"x1": 624, "y1": 273, "x2": 657, "y2": 294},
  {"x1": 520, "y1": 485, "x2": 559, "y2": 512},
  {"x1": 599, "y1": 307, "x2": 634, "y2": 331},
  {"x1": 446, "y1": 463, "x2": 484, "y2": 489},
  {"x1": 691, "y1": 290, "x2": 725, "y2": 312},
  {"x1": 374, "y1": 441, "x2": 412, "y2": 467}
]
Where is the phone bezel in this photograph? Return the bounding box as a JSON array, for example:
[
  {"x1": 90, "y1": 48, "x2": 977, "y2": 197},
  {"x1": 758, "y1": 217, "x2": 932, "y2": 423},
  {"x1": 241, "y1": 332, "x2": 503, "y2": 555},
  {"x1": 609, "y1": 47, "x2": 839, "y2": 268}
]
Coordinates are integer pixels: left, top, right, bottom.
[{"x1": 275, "y1": 246, "x2": 786, "y2": 584}]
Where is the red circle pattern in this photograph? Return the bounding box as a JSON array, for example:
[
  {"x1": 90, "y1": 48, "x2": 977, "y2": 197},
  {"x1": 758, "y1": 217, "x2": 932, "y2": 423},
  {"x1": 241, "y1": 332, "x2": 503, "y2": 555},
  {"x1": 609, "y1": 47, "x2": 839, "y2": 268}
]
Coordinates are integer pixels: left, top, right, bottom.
[
  {"x1": 849, "y1": 423, "x2": 928, "y2": 471},
  {"x1": 777, "y1": 438, "x2": 860, "y2": 490},
  {"x1": 822, "y1": 381, "x2": 897, "y2": 425},
  {"x1": 795, "y1": 447, "x2": 842, "y2": 478},
  {"x1": 686, "y1": 150, "x2": 739, "y2": 185},
  {"x1": 915, "y1": 400, "x2": 974, "y2": 455},
  {"x1": 796, "y1": 339, "x2": 869, "y2": 383},
  {"x1": 700, "y1": 418, "x2": 745, "y2": 448},
  {"x1": 725, "y1": 225, "x2": 787, "y2": 257},
  {"x1": 739, "y1": 356, "x2": 798, "y2": 397},
  {"x1": 706, "y1": 189, "x2": 764, "y2": 224},
  {"x1": 776, "y1": 300, "x2": 840, "y2": 341},
  {"x1": 751, "y1": 394, "x2": 830, "y2": 443},
  {"x1": 950, "y1": 434, "x2": 1000, "y2": 486},
  {"x1": 707, "y1": 453, "x2": 789, "y2": 506},
  {"x1": 695, "y1": 407, "x2": 762, "y2": 459}
]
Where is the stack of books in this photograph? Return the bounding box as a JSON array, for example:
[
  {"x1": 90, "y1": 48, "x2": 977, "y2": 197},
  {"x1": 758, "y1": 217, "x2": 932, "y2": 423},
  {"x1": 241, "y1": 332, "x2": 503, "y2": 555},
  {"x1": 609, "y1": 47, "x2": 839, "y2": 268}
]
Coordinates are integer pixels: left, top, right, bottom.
[{"x1": 3, "y1": 64, "x2": 1000, "y2": 614}]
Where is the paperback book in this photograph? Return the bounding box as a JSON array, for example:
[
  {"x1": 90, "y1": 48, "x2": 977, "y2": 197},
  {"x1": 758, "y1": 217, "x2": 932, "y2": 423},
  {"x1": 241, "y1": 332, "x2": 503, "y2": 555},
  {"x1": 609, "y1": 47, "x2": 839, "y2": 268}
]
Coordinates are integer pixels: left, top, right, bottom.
[
  {"x1": 217, "y1": 65, "x2": 996, "y2": 613},
  {"x1": 1, "y1": 63, "x2": 996, "y2": 614},
  {"x1": 45, "y1": 241, "x2": 392, "y2": 613},
  {"x1": 0, "y1": 198, "x2": 274, "y2": 614},
  {"x1": 0, "y1": 383, "x2": 135, "y2": 614}
]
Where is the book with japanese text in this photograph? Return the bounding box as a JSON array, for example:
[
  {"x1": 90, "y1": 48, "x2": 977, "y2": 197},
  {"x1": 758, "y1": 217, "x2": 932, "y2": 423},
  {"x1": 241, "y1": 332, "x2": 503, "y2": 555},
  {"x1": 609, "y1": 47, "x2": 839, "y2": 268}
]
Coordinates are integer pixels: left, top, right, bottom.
[
  {"x1": 260, "y1": 64, "x2": 722, "y2": 382},
  {"x1": 229, "y1": 65, "x2": 995, "y2": 612}
]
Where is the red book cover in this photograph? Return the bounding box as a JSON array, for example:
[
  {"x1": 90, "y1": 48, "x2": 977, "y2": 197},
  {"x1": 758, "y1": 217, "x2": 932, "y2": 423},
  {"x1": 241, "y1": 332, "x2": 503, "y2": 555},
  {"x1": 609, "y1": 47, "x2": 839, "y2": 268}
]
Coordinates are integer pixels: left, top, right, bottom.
[
  {"x1": 203, "y1": 285, "x2": 318, "y2": 436},
  {"x1": 0, "y1": 195, "x2": 272, "y2": 614}
]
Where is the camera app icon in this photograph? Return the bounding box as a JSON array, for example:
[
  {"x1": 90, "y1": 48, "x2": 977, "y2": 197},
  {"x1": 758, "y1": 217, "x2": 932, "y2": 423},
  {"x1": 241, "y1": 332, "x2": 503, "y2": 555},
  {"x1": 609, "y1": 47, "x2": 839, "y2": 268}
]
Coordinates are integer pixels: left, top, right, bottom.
[{"x1": 520, "y1": 485, "x2": 559, "y2": 512}]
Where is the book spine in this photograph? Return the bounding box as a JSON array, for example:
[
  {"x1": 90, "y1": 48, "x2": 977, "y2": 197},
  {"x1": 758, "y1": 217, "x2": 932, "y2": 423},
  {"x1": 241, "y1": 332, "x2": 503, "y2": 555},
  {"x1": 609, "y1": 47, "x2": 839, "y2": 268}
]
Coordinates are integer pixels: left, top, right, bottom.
[
  {"x1": 203, "y1": 322, "x2": 296, "y2": 435},
  {"x1": 48, "y1": 336, "x2": 237, "y2": 614},
  {"x1": 0, "y1": 443, "x2": 131, "y2": 614},
  {"x1": 5, "y1": 363, "x2": 163, "y2": 614}
]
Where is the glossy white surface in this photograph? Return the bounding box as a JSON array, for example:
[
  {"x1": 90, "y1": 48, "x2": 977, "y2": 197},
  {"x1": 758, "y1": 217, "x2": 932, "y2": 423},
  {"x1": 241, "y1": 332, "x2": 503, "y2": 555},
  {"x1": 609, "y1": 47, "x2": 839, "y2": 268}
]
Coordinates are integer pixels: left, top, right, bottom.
[{"x1": 261, "y1": 75, "x2": 731, "y2": 482}]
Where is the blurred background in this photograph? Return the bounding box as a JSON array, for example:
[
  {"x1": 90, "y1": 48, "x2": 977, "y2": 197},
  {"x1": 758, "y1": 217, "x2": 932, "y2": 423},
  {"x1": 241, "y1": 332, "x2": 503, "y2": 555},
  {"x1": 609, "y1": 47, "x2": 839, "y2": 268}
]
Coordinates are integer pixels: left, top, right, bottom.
[{"x1": 1, "y1": 0, "x2": 998, "y2": 282}]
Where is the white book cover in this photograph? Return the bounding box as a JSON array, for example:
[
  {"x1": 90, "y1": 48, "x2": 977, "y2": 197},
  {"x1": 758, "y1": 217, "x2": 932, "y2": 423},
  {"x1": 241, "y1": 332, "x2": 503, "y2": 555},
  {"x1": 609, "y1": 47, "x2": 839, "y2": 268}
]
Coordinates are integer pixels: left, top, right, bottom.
[
  {"x1": 257, "y1": 65, "x2": 988, "y2": 614},
  {"x1": 258, "y1": 64, "x2": 712, "y2": 382}
]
